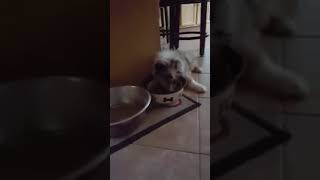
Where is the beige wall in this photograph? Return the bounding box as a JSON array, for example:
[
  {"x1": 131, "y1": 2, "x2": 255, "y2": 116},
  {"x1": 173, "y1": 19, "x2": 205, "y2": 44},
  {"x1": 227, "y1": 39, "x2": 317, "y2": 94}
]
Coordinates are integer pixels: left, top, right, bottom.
[{"x1": 110, "y1": 0, "x2": 160, "y2": 86}]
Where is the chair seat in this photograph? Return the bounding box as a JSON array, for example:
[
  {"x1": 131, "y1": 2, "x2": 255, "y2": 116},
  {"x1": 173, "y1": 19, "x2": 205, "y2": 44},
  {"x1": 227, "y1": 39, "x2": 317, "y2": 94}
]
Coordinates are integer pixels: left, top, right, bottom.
[{"x1": 160, "y1": 0, "x2": 209, "y2": 6}]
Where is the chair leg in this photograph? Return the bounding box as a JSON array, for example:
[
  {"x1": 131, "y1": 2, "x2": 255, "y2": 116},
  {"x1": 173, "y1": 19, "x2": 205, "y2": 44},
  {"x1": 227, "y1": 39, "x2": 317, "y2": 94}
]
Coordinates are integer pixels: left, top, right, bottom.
[
  {"x1": 160, "y1": 7, "x2": 165, "y2": 38},
  {"x1": 169, "y1": 5, "x2": 176, "y2": 49},
  {"x1": 170, "y1": 4, "x2": 180, "y2": 49},
  {"x1": 174, "y1": 4, "x2": 181, "y2": 49},
  {"x1": 164, "y1": 7, "x2": 169, "y2": 43},
  {"x1": 200, "y1": 1, "x2": 207, "y2": 56}
]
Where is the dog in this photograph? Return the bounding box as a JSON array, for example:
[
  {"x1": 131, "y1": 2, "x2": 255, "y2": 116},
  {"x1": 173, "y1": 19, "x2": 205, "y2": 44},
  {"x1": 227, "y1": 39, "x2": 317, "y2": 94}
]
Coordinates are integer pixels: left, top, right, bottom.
[
  {"x1": 214, "y1": 0, "x2": 309, "y2": 100},
  {"x1": 149, "y1": 49, "x2": 207, "y2": 94}
]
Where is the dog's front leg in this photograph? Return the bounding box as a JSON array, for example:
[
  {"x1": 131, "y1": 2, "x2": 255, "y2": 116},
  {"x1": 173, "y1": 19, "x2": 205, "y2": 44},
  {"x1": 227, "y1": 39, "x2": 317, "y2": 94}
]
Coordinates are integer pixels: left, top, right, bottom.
[{"x1": 185, "y1": 76, "x2": 207, "y2": 94}]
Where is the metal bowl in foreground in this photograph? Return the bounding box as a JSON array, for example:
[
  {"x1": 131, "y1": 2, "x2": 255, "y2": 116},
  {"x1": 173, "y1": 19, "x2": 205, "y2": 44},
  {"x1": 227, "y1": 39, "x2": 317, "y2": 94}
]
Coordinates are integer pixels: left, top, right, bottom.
[{"x1": 110, "y1": 86, "x2": 151, "y2": 137}]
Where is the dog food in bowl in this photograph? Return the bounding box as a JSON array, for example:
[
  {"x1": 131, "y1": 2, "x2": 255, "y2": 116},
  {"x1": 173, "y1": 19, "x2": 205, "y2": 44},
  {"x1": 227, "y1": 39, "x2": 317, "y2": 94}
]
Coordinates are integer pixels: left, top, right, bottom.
[{"x1": 147, "y1": 78, "x2": 187, "y2": 106}]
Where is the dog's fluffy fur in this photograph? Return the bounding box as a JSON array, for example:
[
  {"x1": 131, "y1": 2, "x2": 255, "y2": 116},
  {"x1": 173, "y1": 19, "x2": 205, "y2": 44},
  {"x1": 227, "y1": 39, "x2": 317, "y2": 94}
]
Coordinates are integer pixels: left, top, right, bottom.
[
  {"x1": 150, "y1": 49, "x2": 207, "y2": 94},
  {"x1": 215, "y1": 0, "x2": 309, "y2": 100}
]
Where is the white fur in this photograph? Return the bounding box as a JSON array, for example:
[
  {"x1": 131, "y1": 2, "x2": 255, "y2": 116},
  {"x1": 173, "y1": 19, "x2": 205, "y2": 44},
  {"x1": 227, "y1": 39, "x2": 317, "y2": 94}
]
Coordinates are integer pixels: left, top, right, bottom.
[
  {"x1": 154, "y1": 49, "x2": 207, "y2": 93},
  {"x1": 215, "y1": 0, "x2": 309, "y2": 100}
]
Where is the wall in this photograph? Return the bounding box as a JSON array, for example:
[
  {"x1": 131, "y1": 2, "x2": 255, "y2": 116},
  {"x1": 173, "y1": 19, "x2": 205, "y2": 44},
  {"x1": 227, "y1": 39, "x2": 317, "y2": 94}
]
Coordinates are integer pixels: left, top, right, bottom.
[
  {"x1": 1, "y1": 0, "x2": 106, "y2": 81},
  {"x1": 110, "y1": 0, "x2": 160, "y2": 86}
]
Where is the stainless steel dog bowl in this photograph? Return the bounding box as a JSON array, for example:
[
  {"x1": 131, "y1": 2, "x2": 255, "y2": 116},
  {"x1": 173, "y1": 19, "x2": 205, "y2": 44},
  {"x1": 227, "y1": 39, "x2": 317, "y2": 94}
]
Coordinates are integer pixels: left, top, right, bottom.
[{"x1": 110, "y1": 86, "x2": 151, "y2": 137}]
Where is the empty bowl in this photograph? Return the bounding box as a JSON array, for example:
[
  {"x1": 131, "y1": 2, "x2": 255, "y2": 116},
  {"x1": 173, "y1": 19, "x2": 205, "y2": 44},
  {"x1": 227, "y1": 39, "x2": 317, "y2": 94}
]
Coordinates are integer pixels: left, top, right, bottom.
[{"x1": 110, "y1": 86, "x2": 151, "y2": 137}]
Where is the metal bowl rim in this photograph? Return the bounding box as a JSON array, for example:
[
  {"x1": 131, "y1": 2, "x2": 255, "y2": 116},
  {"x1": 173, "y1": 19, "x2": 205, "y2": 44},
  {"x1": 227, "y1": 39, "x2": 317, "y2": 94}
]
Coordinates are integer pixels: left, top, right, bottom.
[{"x1": 110, "y1": 85, "x2": 151, "y2": 126}]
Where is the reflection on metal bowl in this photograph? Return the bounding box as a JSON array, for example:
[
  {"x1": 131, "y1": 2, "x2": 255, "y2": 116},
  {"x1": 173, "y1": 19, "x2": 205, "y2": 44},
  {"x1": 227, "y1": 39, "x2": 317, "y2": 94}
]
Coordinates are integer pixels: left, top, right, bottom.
[{"x1": 110, "y1": 86, "x2": 151, "y2": 137}]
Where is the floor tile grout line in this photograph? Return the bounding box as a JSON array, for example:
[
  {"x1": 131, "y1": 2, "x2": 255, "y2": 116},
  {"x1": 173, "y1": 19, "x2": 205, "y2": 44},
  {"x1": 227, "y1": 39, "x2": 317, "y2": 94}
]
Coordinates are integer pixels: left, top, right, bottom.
[
  {"x1": 200, "y1": 72, "x2": 210, "y2": 157},
  {"x1": 200, "y1": 153, "x2": 210, "y2": 156},
  {"x1": 135, "y1": 143, "x2": 210, "y2": 154},
  {"x1": 198, "y1": 97, "x2": 202, "y2": 180},
  {"x1": 199, "y1": 154, "x2": 202, "y2": 180},
  {"x1": 199, "y1": 97, "x2": 210, "y2": 99},
  {"x1": 136, "y1": 143, "x2": 210, "y2": 156},
  {"x1": 135, "y1": 144, "x2": 201, "y2": 155},
  {"x1": 198, "y1": 96, "x2": 201, "y2": 154}
]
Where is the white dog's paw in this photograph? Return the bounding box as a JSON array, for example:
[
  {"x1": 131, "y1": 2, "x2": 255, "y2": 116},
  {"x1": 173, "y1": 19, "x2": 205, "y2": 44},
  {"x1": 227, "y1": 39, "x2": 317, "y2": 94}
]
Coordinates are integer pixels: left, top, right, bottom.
[
  {"x1": 195, "y1": 84, "x2": 207, "y2": 94},
  {"x1": 192, "y1": 66, "x2": 203, "y2": 73},
  {"x1": 187, "y1": 79, "x2": 207, "y2": 94}
]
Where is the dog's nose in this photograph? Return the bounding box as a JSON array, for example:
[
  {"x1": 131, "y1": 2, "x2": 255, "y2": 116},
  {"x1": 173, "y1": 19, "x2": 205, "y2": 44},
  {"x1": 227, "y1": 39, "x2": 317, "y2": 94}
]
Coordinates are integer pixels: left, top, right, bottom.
[{"x1": 167, "y1": 74, "x2": 173, "y2": 80}]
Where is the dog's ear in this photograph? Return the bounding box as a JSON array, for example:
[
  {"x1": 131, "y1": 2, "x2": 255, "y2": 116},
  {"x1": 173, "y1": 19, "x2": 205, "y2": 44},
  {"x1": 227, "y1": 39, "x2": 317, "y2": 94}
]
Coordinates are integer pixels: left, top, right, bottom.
[{"x1": 160, "y1": 42, "x2": 170, "y2": 50}]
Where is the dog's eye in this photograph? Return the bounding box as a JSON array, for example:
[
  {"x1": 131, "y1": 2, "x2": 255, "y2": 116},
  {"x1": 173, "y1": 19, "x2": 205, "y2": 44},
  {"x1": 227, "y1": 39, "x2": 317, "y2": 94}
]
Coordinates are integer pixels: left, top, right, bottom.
[
  {"x1": 177, "y1": 71, "x2": 181, "y2": 74},
  {"x1": 155, "y1": 63, "x2": 166, "y2": 71},
  {"x1": 171, "y1": 60, "x2": 179, "y2": 69}
]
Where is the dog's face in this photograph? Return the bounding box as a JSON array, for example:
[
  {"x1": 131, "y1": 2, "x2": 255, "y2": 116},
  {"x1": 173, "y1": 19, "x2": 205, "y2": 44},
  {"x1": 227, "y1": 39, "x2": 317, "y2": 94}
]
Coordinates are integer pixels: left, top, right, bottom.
[{"x1": 153, "y1": 51, "x2": 186, "y2": 92}]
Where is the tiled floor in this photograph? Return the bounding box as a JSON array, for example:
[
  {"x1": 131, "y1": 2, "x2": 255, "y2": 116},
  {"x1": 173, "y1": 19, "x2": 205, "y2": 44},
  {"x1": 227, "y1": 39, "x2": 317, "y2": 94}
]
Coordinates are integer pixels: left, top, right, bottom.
[
  {"x1": 110, "y1": 145, "x2": 200, "y2": 180},
  {"x1": 110, "y1": 24, "x2": 211, "y2": 180}
]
